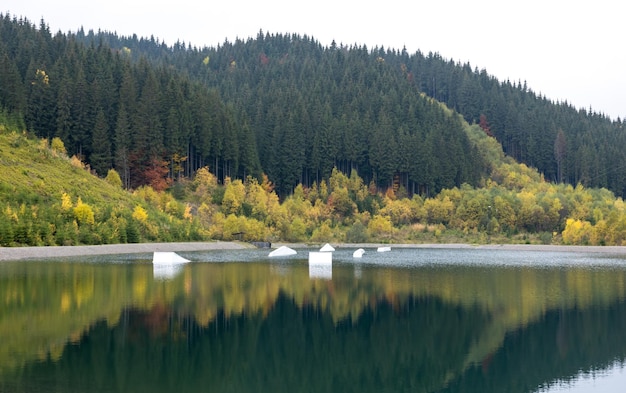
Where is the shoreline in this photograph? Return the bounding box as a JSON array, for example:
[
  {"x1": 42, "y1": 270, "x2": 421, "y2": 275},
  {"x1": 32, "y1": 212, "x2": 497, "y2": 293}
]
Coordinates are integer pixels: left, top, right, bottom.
[
  {"x1": 0, "y1": 241, "x2": 251, "y2": 261},
  {"x1": 2, "y1": 242, "x2": 626, "y2": 261}
]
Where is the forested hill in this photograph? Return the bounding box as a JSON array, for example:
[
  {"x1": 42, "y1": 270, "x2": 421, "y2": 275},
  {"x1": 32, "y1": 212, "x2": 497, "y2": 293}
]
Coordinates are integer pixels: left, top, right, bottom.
[
  {"x1": 2, "y1": 14, "x2": 625, "y2": 197},
  {"x1": 84, "y1": 29, "x2": 626, "y2": 197},
  {"x1": 0, "y1": 15, "x2": 482, "y2": 196}
]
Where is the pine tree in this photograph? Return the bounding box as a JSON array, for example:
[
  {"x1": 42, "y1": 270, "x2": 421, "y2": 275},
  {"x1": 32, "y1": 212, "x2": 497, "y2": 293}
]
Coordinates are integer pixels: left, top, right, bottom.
[
  {"x1": 238, "y1": 120, "x2": 262, "y2": 179},
  {"x1": 25, "y1": 62, "x2": 55, "y2": 138},
  {"x1": 69, "y1": 66, "x2": 94, "y2": 158},
  {"x1": 90, "y1": 107, "x2": 112, "y2": 176},
  {"x1": 132, "y1": 68, "x2": 164, "y2": 187},
  {"x1": 554, "y1": 129, "x2": 567, "y2": 184},
  {"x1": 0, "y1": 53, "x2": 25, "y2": 112},
  {"x1": 114, "y1": 103, "x2": 132, "y2": 189},
  {"x1": 55, "y1": 71, "x2": 72, "y2": 142}
]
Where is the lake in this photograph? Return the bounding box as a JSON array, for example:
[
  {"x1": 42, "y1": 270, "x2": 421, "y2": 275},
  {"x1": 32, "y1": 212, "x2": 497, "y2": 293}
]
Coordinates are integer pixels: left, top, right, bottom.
[{"x1": 1, "y1": 246, "x2": 626, "y2": 392}]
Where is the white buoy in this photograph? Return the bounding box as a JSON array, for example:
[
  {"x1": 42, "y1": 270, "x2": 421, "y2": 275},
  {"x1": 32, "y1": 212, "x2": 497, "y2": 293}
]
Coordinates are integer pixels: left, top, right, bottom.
[
  {"x1": 152, "y1": 252, "x2": 190, "y2": 265},
  {"x1": 268, "y1": 246, "x2": 297, "y2": 257},
  {"x1": 377, "y1": 246, "x2": 391, "y2": 252},
  {"x1": 353, "y1": 248, "x2": 365, "y2": 258},
  {"x1": 319, "y1": 243, "x2": 335, "y2": 252}
]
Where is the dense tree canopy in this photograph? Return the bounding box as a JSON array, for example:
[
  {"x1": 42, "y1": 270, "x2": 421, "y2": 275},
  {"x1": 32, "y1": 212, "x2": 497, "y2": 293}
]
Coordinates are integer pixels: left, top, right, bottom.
[
  {"x1": 0, "y1": 14, "x2": 262, "y2": 191},
  {"x1": 74, "y1": 27, "x2": 626, "y2": 197},
  {"x1": 1, "y1": 15, "x2": 486, "y2": 196},
  {"x1": 9, "y1": 14, "x2": 625, "y2": 197}
]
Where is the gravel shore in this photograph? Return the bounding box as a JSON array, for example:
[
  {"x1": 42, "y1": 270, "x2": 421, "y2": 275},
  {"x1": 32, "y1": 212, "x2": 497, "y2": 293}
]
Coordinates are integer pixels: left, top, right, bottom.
[
  {"x1": 2, "y1": 242, "x2": 626, "y2": 261},
  {"x1": 0, "y1": 241, "x2": 250, "y2": 261}
]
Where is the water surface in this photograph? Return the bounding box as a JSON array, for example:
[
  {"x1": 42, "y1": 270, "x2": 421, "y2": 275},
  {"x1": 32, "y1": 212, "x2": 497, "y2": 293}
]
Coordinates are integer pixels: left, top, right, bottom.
[{"x1": 1, "y1": 247, "x2": 626, "y2": 392}]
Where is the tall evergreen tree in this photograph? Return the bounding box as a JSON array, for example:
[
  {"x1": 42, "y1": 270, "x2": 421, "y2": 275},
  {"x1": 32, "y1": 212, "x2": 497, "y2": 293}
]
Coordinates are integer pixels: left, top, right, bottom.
[
  {"x1": 69, "y1": 66, "x2": 94, "y2": 157},
  {"x1": 114, "y1": 103, "x2": 132, "y2": 189},
  {"x1": 0, "y1": 53, "x2": 25, "y2": 112},
  {"x1": 132, "y1": 68, "x2": 164, "y2": 187},
  {"x1": 90, "y1": 107, "x2": 112, "y2": 176},
  {"x1": 238, "y1": 120, "x2": 262, "y2": 179},
  {"x1": 55, "y1": 69, "x2": 72, "y2": 142},
  {"x1": 25, "y1": 61, "x2": 55, "y2": 139},
  {"x1": 554, "y1": 129, "x2": 567, "y2": 184}
]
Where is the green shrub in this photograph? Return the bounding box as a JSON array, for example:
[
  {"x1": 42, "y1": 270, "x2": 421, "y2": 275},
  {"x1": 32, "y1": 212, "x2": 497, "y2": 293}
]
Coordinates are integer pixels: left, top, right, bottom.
[{"x1": 345, "y1": 221, "x2": 368, "y2": 243}]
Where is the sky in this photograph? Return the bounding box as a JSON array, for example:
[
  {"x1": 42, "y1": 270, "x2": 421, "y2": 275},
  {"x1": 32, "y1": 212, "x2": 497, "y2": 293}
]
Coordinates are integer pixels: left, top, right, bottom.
[{"x1": 4, "y1": 0, "x2": 625, "y2": 121}]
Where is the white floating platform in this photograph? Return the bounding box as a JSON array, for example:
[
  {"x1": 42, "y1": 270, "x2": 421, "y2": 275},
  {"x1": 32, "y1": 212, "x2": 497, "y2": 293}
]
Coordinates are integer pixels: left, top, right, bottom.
[
  {"x1": 308, "y1": 251, "x2": 332, "y2": 265},
  {"x1": 268, "y1": 246, "x2": 297, "y2": 257},
  {"x1": 377, "y1": 246, "x2": 391, "y2": 252},
  {"x1": 319, "y1": 243, "x2": 335, "y2": 252},
  {"x1": 353, "y1": 248, "x2": 365, "y2": 258},
  {"x1": 152, "y1": 252, "x2": 190, "y2": 265}
]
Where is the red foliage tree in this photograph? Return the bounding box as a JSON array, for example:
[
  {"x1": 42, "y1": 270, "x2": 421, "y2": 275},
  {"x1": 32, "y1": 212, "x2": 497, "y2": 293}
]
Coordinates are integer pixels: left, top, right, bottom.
[
  {"x1": 142, "y1": 157, "x2": 171, "y2": 191},
  {"x1": 479, "y1": 114, "x2": 494, "y2": 137},
  {"x1": 259, "y1": 52, "x2": 270, "y2": 65}
]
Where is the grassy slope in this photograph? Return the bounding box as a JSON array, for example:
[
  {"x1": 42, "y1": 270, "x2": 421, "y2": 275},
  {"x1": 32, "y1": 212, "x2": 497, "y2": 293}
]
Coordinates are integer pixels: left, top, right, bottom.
[{"x1": 0, "y1": 131, "x2": 132, "y2": 207}]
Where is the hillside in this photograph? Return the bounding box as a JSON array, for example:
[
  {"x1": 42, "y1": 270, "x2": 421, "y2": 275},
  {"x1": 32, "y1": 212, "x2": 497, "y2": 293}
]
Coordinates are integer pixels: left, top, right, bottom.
[
  {"x1": 4, "y1": 15, "x2": 626, "y2": 197},
  {"x1": 83, "y1": 29, "x2": 626, "y2": 197},
  {"x1": 0, "y1": 120, "x2": 203, "y2": 246},
  {"x1": 4, "y1": 93, "x2": 626, "y2": 247},
  {"x1": 0, "y1": 15, "x2": 485, "y2": 195},
  {"x1": 3, "y1": 15, "x2": 626, "y2": 246},
  {"x1": 0, "y1": 129, "x2": 129, "y2": 208}
]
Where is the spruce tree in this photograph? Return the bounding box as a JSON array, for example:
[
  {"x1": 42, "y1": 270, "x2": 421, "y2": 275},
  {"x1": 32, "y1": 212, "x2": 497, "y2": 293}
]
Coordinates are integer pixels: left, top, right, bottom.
[
  {"x1": 90, "y1": 107, "x2": 112, "y2": 176},
  {"x1": 114, "y1": 103, "x2": 132, "y2": 188}
]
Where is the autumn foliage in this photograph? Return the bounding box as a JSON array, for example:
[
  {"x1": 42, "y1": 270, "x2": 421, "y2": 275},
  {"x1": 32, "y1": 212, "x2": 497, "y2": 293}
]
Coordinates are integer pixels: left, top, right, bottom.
[{"x1": 162, "y1": 163, "x2": 626, "y2": 246}]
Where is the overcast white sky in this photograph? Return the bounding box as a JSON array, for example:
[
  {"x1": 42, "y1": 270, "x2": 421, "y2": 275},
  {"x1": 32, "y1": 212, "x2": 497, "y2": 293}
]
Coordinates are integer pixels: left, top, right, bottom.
[{"x1": 4, "y1": 0, "x2": 625, "y2": 120}]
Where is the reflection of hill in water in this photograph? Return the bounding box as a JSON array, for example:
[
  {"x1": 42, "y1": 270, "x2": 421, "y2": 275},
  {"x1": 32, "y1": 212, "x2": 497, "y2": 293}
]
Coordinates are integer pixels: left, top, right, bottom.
[
  {"x1": 440, "y1": 302, "x2": 626, "y2": 393},
  {"x1": 5, "y1": 294, "x2": 626, "y2": 393},
  {"x1": 2, "y1": 258, "x2": 626, "y2": 391},
  {"x1": 2, "y1": 294, "x2": 490, "y2": 393}
]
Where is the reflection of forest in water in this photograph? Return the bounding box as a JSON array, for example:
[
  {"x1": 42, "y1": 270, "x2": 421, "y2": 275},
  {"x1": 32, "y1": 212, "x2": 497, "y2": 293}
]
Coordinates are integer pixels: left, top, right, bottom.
[{"x1": 2, "y1": 255, "x2": 626, "y2": 392}]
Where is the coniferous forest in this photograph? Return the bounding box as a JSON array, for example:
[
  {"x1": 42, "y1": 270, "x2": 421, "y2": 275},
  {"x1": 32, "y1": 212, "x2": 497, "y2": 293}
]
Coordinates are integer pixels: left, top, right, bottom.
[
  {"x1": 83, "y1": 27, "x2": 626, "y2": 196},
  {"x1": 3, "y1": 14, "x2": 625, "y2": 196},
  {"x1": 2, "y1": 13, "x2": 626, "y2": 246}
]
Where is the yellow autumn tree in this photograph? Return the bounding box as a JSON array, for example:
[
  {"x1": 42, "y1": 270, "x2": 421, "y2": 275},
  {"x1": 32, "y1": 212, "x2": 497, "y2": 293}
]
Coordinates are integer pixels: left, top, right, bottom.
[
  {"x1": 282, "y1": 185, "x2": 312, "y2": 219},
  {"x1": 367, "y1": 215, "x2": 394, "y2": 239},
  {"x1": 424, "y1": 196, "x2": 455, "y2": 225},
  {"x1": 283, "y1": 217, "x2": 307, "y2": 242},
  {"x1": 50, "y1": 137, "x2": 67, "y2": 156},
  {"x1": 379, "y1": 197, "x2": 423, "y2": 226},
  {"x1": 222, "y1": 178, "x2": 245, "y2": 215},
  {"x1": 132, "y1": 205, "x2": 148, "y2": 225},
  {"x1": 562, "y1": 218, "x2": 593, "y2": 245},
  {"x1": 222, "y1": 214, "x2": 244, "y2": 241},
  {"x1": 493, "y1": 195, "x2": 517, "y2": 232},
  {"x1": 517, "y1": 191, "x2": 543, "y2": 231},
  {"x1": 328, "y1": 186, "x2": 357, "y2": 219},
  {"x1": 348, "y1": 169, "x2": 369, "y2": 203},
  {"x1": 222, "y1": 214, "x2": 267, "y2": 241},
  {"x1": 105, "y1": 169, "x2": 122, "y2": 188},
  {"x1": 192, "y1": 167, "x2": 218, "y2": 203},
  {"x1": 61, "y1": 192, "x2": 73, "y2": 212},
  {"x1": 244, "y1": 176, "x2": 271, "y2": 221},
  {"x1": 73, "y1": 197, "x2": 95, "y2": 226},
  {"x1": 310, "y1": 220, "x2": 334, "y2": 242}
]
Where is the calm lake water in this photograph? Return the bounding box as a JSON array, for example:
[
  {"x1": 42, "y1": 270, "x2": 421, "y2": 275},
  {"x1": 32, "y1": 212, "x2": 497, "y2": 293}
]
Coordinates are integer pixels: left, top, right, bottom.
[{"x1": 1, "y1": 247, "x2": 626, "y2": 393}]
